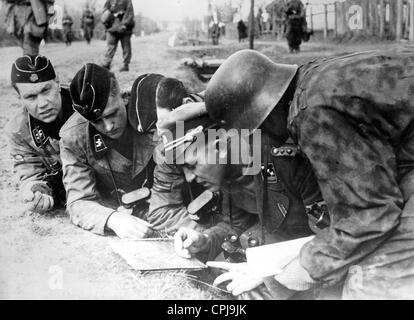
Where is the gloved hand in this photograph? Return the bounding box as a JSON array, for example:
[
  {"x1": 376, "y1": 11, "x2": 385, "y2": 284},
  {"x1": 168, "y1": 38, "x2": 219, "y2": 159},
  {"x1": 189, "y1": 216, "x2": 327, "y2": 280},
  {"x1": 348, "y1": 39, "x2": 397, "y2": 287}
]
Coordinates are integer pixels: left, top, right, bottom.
[{"x1": 23, "y1": 184, "x2": 54, "y2": 214}]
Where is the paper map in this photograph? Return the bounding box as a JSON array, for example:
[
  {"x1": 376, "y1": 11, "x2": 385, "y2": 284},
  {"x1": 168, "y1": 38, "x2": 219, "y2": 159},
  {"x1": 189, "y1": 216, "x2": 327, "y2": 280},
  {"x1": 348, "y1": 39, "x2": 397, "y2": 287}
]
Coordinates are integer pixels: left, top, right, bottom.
[{"x1": 110, "y1": 239, "x2": 207, "y2": 271}]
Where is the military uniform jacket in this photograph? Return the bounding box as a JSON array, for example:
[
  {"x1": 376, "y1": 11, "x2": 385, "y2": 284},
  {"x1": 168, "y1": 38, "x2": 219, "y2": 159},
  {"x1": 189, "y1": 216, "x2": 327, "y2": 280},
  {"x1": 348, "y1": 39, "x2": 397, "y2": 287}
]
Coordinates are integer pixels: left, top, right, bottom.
[
  {"x1": 7, "y1": 87, "x2": 73, "y2": 197},
  {"x1": 203, "y1": 134, "x2": 323, "y2": 260},
  {"x1": 59, "y1": 112, "x2": 157, "y2": 235},
  {"x1": 104, "y1": 0, "x2": 135, "y2": 34},
  {"x1": 5, "y1": 0, "x2": 54, "y2": 39},
  {"x1": 288, "y1": 49, "x2": 414, "y2": 294}
]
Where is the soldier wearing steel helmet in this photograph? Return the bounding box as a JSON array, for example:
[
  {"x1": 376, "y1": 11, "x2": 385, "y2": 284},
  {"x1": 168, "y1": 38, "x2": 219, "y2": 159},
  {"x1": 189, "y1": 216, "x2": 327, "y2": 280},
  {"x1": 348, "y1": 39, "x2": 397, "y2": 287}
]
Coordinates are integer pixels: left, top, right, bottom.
[{"x1": 203, "y1": 49, "x2": 414, "y2": 299}]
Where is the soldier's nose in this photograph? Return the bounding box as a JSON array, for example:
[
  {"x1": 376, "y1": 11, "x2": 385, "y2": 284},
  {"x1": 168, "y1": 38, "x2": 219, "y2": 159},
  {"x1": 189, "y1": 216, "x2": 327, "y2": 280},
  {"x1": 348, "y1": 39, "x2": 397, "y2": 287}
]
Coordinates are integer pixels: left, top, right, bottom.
[
  {"x1": 103, "y1": 120, "x2": 114, "y2": 132},
  {"x1": 37, "y1": 96, "x2": 49, "y2": 109},
  {"x1": 183, "y1": 169, "x2": 196, "y2": 183}
]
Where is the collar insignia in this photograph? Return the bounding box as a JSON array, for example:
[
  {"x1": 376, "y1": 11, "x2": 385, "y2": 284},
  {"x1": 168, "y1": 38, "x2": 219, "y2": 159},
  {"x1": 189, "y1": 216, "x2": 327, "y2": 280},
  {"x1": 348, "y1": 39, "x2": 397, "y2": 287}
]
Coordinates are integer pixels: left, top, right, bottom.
[
  {"x1": 94, "y1": 134, "x2": 107, "y2": 153},
  {"x1": 32, "y1": 127, "x2": 47, "y2": 145}
]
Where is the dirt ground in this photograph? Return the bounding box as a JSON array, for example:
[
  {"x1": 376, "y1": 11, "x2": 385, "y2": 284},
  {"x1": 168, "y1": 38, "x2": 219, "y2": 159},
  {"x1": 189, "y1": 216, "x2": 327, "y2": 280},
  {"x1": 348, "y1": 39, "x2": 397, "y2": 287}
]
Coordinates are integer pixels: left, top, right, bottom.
[{"x1": 0, "y1": 33, "x2": 412, "y2": 299}]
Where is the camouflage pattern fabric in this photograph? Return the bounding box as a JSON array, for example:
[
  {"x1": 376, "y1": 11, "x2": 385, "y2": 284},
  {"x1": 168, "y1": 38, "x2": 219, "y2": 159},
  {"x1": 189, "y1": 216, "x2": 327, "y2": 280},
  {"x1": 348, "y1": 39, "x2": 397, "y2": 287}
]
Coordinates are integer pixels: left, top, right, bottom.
[{"x1": 288, "y1": 49, "x2": 414, "y2": 298}]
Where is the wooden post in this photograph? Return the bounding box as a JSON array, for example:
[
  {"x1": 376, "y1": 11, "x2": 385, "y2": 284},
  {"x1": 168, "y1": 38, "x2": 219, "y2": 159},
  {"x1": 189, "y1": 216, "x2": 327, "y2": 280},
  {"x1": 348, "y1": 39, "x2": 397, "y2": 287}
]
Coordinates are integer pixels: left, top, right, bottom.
[
  {"x1": 373, "y1": 0, "x2": 380, "y2": 35},
  {"x1": 310, "y1": 6, "x2": 314, "y2": 31},
  {"x1": 411, "y1": 0, "x2": 414, "y2": 41},
  {"x1": 341, "y1": 0, "x2": 347, "y2": 34},
  {"x1": 363, "y1": 0, "x2": 369, "y2": 30},
  {"x1": 334, "y1": 2, "x2": 338, "y2": 38},
  {"x1": 324, "y1": 4, "x2": 328, "y2": 39},
  {"x1": 369, "y1": 0, "x2": 377, "y2": 35},
  {"x1": 249, "y1": 0, "x2": 254, "y2": 49},
  {"x1": 379, "y1": 0, "x2": 385, "y2": 38},
  {"x1": 396, "y1": 0, "x2": 403, "y2": 40},
  {"x1": 272, "y1": 8, "x2": 277, "y2": 37},
  {"x1": 389, "y1": 0, "x2": 397, "y2": 38},
  {"x1": 405, "y1": 1, "x2": 410, "y2": 39}
]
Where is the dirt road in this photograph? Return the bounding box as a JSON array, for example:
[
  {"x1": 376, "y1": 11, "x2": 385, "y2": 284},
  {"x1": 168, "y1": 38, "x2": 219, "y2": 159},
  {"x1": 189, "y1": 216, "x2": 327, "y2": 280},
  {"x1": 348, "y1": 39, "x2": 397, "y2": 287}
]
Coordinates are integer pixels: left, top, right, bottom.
[{"x1": 0, "y1": 32, "x2": 411, "y2": 299}]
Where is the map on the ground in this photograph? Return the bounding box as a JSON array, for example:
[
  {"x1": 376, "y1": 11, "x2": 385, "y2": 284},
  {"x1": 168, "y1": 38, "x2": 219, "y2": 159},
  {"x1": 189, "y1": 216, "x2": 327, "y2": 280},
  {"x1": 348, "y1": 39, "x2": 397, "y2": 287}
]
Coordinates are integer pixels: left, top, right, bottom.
[{"x1": 110, "y1": 239, "x2": 207, "y2": 271}]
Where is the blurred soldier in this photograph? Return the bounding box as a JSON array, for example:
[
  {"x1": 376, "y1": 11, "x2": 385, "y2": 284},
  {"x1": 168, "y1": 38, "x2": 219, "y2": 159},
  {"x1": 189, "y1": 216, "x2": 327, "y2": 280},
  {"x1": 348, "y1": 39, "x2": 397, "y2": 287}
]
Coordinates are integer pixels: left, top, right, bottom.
[
  {"x1": 60, "y1": 66, "x2": 162, "y2": 238},
  {"x1": 210, "y1": 22, "x2": 220, "y2": 45},
  {"x1": 7, "y1": 55, "x2": 73, "y2": 214},
  {"x1": 284, "y1": 0, "x2": 306, "y2": 53},
  {"x1": 4, "y1": 0, "x2": 55, "y2": 55},
  {"x1": 81, "y1": 5, "x2": 95, "y2": 44},
  {"x1": 237, "y1": 20, "x2": 247, "y2": 43},
  {"x1": 100, "y1": 0, "x2": 135, "y2": 72},
  {"x1": 202, "y1": 49, "x2": 414, "y2": 299},
  {"x1": 62, "y1": 13, "x2": 73, "y2": 46}
]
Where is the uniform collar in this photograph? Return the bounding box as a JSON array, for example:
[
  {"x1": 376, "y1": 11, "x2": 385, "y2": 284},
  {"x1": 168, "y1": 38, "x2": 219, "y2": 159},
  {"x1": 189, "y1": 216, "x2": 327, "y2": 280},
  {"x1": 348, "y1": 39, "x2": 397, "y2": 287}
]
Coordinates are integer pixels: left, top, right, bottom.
[
  {"x1": 89, "y1": 124, "x2": 158, "y2": 178},
  {"x1": 28, "y1": 87, "x2": 73, "y2": 147}
]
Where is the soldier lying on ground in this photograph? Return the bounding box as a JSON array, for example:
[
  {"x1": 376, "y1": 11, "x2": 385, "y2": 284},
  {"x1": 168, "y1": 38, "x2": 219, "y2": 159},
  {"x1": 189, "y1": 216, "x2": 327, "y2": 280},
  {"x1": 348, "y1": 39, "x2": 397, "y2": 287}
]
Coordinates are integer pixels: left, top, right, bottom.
[
  {"x1": 7, "y1": 55, "x2": 73, "y2": 214},
  {"x1": 202, "y1": 49, "x2": 414, "y2": 299},
  {"x1": 60, "y1": 70, "x2": 198, "y2": 238},
  {"x1": 166, "y1": 105, "x2": 328, "y2": 299},
  {"x1": 155, "y1": 77, "x2": 204, "y2": 128},
  {"x1": 60, "y1": 67, "x2": 163, "y2": 238},
  {"x1": 148, "y1": 86, "x2": 230, "y2": 234}
]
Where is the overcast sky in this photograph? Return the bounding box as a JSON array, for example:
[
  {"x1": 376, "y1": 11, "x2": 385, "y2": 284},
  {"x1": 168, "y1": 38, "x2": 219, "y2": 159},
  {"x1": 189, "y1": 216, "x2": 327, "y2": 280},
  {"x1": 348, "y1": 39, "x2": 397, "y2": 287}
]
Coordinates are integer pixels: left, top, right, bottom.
[{"x1": 58, "y1": 0, "x2": 340, "y2": 22}]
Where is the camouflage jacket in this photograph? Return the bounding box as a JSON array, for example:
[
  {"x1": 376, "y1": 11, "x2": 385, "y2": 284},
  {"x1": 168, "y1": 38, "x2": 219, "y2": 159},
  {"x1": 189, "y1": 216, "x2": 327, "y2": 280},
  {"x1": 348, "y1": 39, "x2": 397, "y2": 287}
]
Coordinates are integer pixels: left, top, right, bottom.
[
  {"x1": 288, "y1": 49, "x2": 414, "y2": 289},
  {"x1": 6, "y1": 87, "x2": 73, "y2": 200},
  {"x1": 59, "y1": 112, "x2": 157, "y2": 235}
]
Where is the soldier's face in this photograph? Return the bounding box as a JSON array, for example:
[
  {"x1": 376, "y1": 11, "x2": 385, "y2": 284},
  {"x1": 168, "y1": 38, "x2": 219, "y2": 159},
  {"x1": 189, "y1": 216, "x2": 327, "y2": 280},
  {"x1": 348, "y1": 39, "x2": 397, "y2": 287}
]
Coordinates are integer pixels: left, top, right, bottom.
[
  {"x1": 182, "y1": 142, "x2": 228, "y2": 192},
  {"x1": 17, "y1": 80, "x2": 62, "y2": 123},
  {"x1": 91, "y1": 92, "x2": 127, "y2": 140}
]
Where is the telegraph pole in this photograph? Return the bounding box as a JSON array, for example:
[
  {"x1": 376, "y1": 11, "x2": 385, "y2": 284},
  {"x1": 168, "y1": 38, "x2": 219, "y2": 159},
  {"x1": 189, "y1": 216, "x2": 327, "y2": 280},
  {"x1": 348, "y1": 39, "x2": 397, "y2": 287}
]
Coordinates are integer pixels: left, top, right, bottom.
[{"x1": 249, "y1": 0, "x2": 255, "y2": 49}]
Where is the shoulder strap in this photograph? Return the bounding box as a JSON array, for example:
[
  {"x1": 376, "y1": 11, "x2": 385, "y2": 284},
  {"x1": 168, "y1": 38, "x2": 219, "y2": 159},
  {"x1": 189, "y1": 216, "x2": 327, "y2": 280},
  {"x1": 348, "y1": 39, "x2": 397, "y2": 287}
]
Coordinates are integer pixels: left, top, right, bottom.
[{"x1": 270, "y1": 138, "x2": 300, "y2": 158}]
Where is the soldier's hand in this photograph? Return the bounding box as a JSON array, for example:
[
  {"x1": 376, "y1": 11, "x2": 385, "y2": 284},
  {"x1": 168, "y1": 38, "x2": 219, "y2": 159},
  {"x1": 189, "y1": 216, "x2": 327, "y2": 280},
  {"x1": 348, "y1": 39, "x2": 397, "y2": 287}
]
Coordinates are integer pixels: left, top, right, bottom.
[
  {"x1": 24, "y1": 191, "x2": 54, "y2": 214},
  {"x1": 107, "y1": 211, "x2": 154, "y2": 240},
  {"x1": 174, "y1": 227, "x2": 209, "y2": 259},
  {"x1": 207, "y1": 261, "x2": 265, "y2": 296}
]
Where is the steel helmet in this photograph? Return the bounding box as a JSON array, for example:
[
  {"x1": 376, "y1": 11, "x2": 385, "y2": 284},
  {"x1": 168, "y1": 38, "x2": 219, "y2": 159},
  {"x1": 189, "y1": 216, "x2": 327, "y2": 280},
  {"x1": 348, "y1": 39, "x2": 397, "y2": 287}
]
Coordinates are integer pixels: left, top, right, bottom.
[{"x1": 205, "y1": 49, "x2": 298, "y2": 130}]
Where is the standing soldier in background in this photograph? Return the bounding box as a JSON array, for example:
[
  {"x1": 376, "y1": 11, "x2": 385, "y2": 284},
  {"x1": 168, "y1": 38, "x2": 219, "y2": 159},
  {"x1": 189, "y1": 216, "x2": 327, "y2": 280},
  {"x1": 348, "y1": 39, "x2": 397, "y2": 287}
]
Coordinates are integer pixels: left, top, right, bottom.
[
  {"x1": 284, "y1": 0, "x2": 307, "y2": 53},
  {"x1": 81, "y1": 4, "x2": 95, "y2": 45},
  {"x1": 62, "y1": 12, "x2": 73, "y2": 46},
  {"x1": 7, "y1": 55, "x2": 74, "y2": 214},
  {"x1": 210, "y1": 22, "x2": 220, "y2": 45},
  {"x1": 3, "y1": 0, "x2": 55, "y2": 55},
  {"x1": 100, "y1": 0, "x2": 135, "y2": 72}
]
